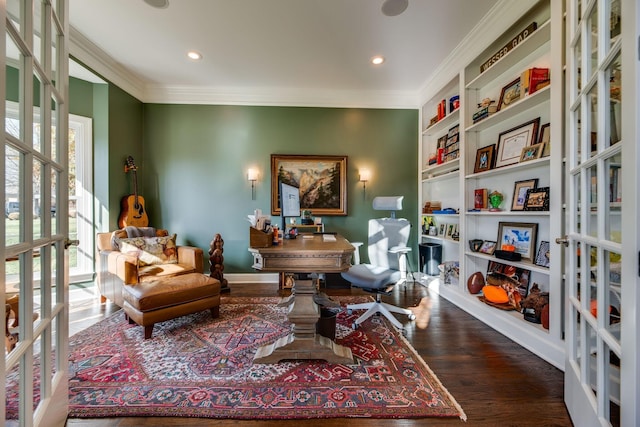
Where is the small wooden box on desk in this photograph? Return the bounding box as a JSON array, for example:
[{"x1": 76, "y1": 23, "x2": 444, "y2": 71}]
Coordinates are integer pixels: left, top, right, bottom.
[{"x1": 249, "y1": 227, "x2": 273, "y2": 248}]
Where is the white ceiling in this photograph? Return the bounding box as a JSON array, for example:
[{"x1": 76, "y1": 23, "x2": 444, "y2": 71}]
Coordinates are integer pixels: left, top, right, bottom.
[{"x1": 68, "y1": 0, "x2": 500, "y2": 107}]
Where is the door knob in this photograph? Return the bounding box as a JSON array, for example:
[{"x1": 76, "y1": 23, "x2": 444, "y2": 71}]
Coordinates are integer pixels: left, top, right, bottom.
[
  {"x1": 64, "y1": 238, "x2": 79, "y2": 249},
  {"x1": 555, "y1": 236, "x2": 569, "y2": 247}
]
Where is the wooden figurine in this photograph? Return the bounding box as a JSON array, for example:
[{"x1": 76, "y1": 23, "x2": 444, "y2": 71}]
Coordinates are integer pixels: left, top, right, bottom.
[{"x1": 209, "y1": 233, "x2": 230, "y2": 293}]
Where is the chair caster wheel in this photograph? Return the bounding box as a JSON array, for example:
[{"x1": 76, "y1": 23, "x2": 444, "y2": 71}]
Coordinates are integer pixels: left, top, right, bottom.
[
  {"x1": 347, "y1": 309, "x2": 352, "y2": 315},
  {"x1": 408, "y1": 313, "x2": 416, "y2": 321},
  {"x1": 352, "y1": 323, "x2": 358, "y2": 330}
]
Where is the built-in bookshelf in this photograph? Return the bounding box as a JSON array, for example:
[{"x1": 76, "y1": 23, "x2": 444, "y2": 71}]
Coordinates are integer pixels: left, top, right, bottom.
[{"x1": 417, "y1": 0, "x2": 564, "y2": 369}]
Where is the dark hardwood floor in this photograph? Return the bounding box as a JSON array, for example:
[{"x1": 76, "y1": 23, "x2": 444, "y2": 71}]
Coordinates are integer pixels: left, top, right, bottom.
[{"x1": 65, "y1": 281, "x2": 573, "y2": 426}]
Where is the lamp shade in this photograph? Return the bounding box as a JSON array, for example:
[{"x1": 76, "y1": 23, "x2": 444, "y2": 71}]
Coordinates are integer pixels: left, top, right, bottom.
[{"x1": 359, "y1": 169, "x2": 371, "y2": 182}]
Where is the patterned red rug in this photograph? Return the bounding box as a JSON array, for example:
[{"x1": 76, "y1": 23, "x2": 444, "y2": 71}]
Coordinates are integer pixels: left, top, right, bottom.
[{"x1": 7, "y1": 296, "x2": 465, "y2": 420}]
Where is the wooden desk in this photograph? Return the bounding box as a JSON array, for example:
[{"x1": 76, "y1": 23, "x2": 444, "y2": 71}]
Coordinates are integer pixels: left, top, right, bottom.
[{"x1": 248, "y1": 234, "x2": 354, "y2": 364}]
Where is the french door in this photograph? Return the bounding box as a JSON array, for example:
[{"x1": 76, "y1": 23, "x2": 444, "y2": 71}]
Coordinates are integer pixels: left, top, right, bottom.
[
  {"x1": 564, "y1": 0, "x2": 639, "y2": 426},
  {"x1": 2, "y1": 0, "x2": 70, "y2": 426}
]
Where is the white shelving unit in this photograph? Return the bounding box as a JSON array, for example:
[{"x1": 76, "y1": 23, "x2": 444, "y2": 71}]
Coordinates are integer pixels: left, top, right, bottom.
[
  {"x1": 419, "y1": 75, "x2": 463, "y2": 271},
  {"x1": 418, "y1": 0, "x2": 564, "y2": 369}
]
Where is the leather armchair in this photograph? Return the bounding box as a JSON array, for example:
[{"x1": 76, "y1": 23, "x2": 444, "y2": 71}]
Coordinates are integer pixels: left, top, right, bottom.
[{"x1": 96, "y1": 230, "x2": 203, "y2": 306}]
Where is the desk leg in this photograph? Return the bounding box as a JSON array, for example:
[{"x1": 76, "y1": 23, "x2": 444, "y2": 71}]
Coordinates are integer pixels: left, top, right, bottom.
[{"x1": 253, "y1": 279, "x2": 354, "y2": 364}]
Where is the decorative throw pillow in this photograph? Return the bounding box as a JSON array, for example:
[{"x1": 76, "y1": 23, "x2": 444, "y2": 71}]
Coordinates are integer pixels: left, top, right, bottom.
[{"x1": 118, "y1": 234, "x2": 178, "y2": 266}]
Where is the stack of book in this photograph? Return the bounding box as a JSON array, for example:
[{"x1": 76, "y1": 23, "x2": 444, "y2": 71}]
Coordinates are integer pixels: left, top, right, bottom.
[{"x1": 520, "y1": 67, "x2": 550, "y2": 97}]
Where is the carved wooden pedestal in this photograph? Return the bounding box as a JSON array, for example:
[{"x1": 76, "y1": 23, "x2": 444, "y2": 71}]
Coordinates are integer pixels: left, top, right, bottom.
[
  {"x1": 249, "y1": 234, "x2": 355, "y2": 364},
  {"x1": 253, "y1": 279, "x2": 353, "y2": 364}
]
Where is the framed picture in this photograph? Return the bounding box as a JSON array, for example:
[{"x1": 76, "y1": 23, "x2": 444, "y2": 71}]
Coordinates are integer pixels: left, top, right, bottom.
[
  {"x1": 437, "y1": 135, "x2": 447, "y2": 149},
  {"x1": 524, "y1": 187, "x2": 550, "y2": 211},
  {"x1": 497, "y1": 77, "x2": 522, "y2": 111},
  {"x1": 496, "y1": 221, "x2": 538, "y2": 261},
  {"x1": 511, "y1": 178, "x2": 538, "y2": 211},
  {"x1": 439, "y1": 223, "x2": 446, "y2": 236},
  {"x1": 446, "y1": 223, "x2": 455, "y2": 238},
  {"x1": 487, "y1": 261, "x2": 532, "y2": 298},
  {"x1": 473, "y1": 144, "x2": 495, "y2": 173},
  {"x1": 534, "y1": 241, "x2": 551, "y2": 268},
  {"x1": 479, "y1": 240, "x2": 497, "y2": 255},
  {"x1": 519, "y1": 142, "x2": 545, "y2": 162},
  {"x1": 271, "y1": 154, "x2": 347, "y2": 216},
  {"x1": 538, "y1": 123, "x2": 550, "y2": 157},
  {"x1": 495, "y1": 118, "x2": 540, "y2": 168}
]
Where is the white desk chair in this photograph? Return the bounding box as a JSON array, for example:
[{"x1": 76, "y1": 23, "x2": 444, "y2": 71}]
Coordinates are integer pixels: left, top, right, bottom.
[{"x1": 341, "y1": 196, "x2": 416, "y2": 331}]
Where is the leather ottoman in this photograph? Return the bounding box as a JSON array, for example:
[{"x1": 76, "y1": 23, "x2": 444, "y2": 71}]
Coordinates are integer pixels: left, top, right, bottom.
[{"x1": 122, "y1": 272, "x2": 221, "y2": 339}]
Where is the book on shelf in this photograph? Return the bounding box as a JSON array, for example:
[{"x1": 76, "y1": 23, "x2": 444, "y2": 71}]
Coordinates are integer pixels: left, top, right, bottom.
[
  {"x1": 428, "y1": 152, "x2": 438, "y2": 165},
  {"x1": 474, "y1": 188, "x2": 488, "y2": 209},
  {"x1": 437, "y1": 99, "x2": 447, "y2": 120},
  {"x1": 472, "y1": 105, "x2": 497, "y2": 123},
  {"x1": 521, "y1": 67, "x2": 550, "y2": 97}
]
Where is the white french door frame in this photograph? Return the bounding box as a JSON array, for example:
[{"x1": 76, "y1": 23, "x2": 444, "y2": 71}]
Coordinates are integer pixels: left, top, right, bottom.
[
  {"x1": 2, "y1": 0, "x2": 70, "y2": 425},
  {"x1": 564, "y1": 0, "x2": 639, "y2": 426}
]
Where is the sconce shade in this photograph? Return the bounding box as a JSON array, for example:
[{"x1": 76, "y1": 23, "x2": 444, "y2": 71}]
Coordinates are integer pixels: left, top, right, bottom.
[
  {"x1": 359, "y1": 169, "x2": 371, "y2": 182},
  {"x1": 247, "y1": 168, "x2": 258, "y2": 181}
]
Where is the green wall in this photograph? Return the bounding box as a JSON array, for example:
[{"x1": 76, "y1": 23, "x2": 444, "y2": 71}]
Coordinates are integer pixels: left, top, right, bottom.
[
  {"x1": 68, "y1": 74, "x2": 144, "y2": 233},
  {"x1": 66, "y1": 65, "x2": 420, "y2": 274},
  {"x1": 142, "y1": 104, "x2": 418, "y2": 273}
]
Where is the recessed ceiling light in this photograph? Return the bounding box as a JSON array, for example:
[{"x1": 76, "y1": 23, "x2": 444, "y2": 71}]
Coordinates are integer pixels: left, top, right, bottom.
[
  {"x1": 143, "y1": 0, "x2": 169, "y2": 9},
  {"x1": 371, "y1": 56, "x2": 385, "y2": 65},
  {"x1": 187, "y1": 51, "x2": 202, "y2": 61}
]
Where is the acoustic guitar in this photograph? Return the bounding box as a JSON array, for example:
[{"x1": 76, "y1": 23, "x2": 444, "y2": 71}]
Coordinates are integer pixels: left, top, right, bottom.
[{"x1": 118, "y1": 156, "x2": 149, "y2": 228}]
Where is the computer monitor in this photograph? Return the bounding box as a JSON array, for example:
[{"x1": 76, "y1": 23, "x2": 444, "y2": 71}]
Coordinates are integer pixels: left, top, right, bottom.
[{"x1": 280, "y1": 181, "x2": 301, "y2": 235}]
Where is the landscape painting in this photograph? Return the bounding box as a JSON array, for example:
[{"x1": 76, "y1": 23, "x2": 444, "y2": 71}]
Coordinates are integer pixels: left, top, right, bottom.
[{"x1": 271, "y1": 154, "x2": 347, "y2": 216}]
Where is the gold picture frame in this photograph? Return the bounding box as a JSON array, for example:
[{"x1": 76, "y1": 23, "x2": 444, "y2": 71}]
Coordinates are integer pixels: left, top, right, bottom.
[
  {"x1": 271, "y1": 154, "x2": 348, "y2": 216},
  {"x1": 519, "y1": 142, "x2": 545, "y2": 162}
]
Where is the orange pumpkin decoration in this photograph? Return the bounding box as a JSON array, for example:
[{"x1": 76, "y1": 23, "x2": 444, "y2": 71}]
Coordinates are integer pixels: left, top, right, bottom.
[{"x1": 482, "y1": 285, "x2": 509, "y2": 304}]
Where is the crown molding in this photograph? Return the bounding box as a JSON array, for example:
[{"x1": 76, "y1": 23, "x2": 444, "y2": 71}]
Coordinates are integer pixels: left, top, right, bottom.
[
  {"x1": 142, "y1": 84, "x2": 419, "y2": 108},
  {"x1": 69, "y1": 26, "x2": 146, "y2": 101},
  {"x1": 69, "y1": 1, "x2": 519, "y2": 110},
  {"x1": 416, "y1": 0, "x2": 538, "y2": 103}
]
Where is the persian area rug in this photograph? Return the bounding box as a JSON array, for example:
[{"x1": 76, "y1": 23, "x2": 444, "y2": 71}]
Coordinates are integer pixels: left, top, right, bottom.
[{"x1": 7, "y1": 296, "x2": 465, "y2": 420}]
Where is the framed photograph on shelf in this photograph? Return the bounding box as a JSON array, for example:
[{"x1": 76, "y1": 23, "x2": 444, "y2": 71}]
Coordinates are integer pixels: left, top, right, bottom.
[
  {"x1": 496, "y1": 221, "x2": 538, "y2": 261},
  {"x1": 534, "y1": 241, "x2": 551, "y2": 268},
  {"x1": 446, "y1": 224, "x2": 455, "y2": 239},
  {"x1": 497, "y1": 77, "x2": 522, "y2": 111},
  {"x1": 439, "y1": 223, "x2": 446, "y2": 236},
  {"x1": 524, "y1": 187, "x2": 550, "y2": 211},
  {"x1": 270, "y1": 154, "x2": 347, "y2": 216},
  {"x1": 473, "y1": 144, "x2": 495, "y2": 173},
  {"x1": 495, "y1": 118, "x2": 540, "y2": 168},
  {"x1": 511, "y1": 178, "x2": 538, "y2": 211},
  {"x1": 479, "y1": 240, "x2": 497, "y2": 255},
  {"x1": 538, "y1": 123, "x2": 551, "y2": 157},
  {"x1": 519, "y1": 142, "x2": 545, "y2": 162}
]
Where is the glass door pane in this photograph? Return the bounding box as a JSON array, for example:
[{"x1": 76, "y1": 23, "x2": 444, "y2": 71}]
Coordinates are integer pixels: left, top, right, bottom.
[{"x1": 565, "y1": 0, "x2": 625, "y2": 425}]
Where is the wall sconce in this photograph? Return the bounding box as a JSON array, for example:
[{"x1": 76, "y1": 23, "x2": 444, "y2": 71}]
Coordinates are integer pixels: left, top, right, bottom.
[
  {"x1": 247, "y1": 168, "x2": 258, "y2": 200},
  {"x1": 359, "y1": 168, "x2": 371, "y2": 198}
]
